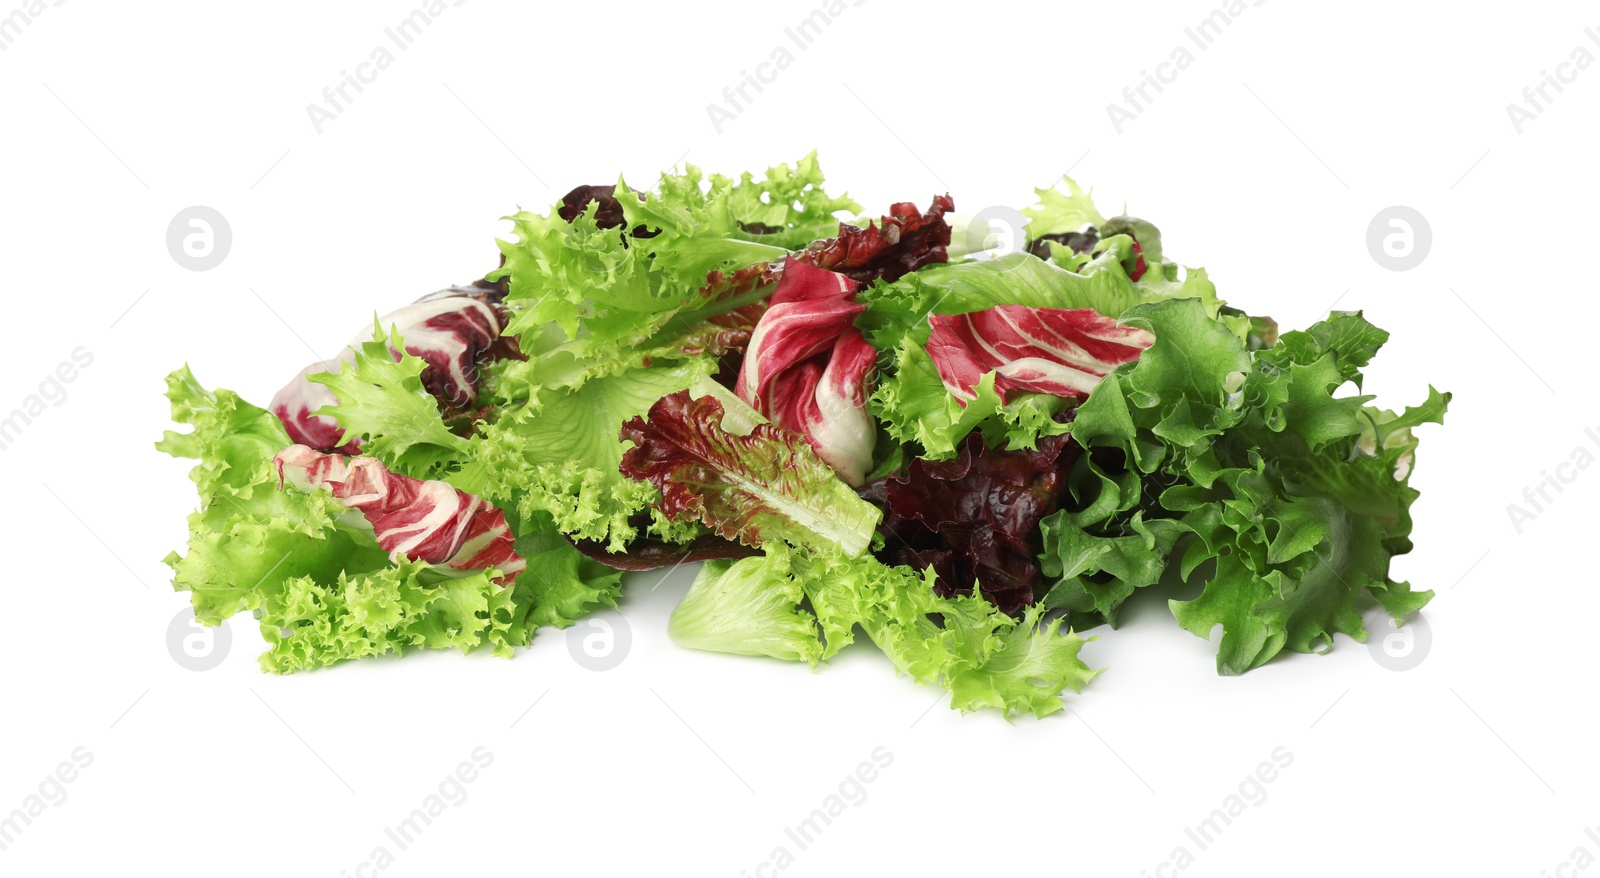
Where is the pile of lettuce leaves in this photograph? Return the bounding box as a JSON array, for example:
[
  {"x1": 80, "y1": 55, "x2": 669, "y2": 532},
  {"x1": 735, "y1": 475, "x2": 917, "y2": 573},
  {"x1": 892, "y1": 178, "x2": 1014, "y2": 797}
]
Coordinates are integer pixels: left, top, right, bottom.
[{"x1": 159, "y1": 154, "x2": 1447, "y2": 718}]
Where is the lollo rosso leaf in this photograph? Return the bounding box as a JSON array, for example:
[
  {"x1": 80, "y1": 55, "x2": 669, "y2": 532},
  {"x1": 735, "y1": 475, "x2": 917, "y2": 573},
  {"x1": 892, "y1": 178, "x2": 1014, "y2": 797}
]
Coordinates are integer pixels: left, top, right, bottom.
[
  {"x1": 869, "y1": 430, "x2": 1080, "y2": 614},
  {"x1": 792, "y1": 195, "x2": 954, "y2": 285},
  {"x1": 619, "y1": 379, "x2": 882, "y2": 557}
]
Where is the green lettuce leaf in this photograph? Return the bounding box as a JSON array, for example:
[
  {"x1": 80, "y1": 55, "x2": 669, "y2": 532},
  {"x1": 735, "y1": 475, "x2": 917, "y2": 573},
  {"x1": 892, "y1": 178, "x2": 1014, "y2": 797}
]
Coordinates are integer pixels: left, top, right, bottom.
[
  {"x1": 487, "y1": 153, "x2": 856, "y2": 398},
  {"x1": 617, "y1": 151, "x2": 861, "y2": 282},
  {"x1": 668, "y1": 543, "x2": 824, "y2": 665},
  {"x1": 513, "y1": 519, "x2": 627, "y2": 630},
  {"x1": 1022, "y1": 176, "x2": 1108, "y2": 240},
  {"x1": 160, "y1": 368, "x2": 626, "y2": 671},
  {"x1": 311, "y1": 322, "x2": 473, "y2": 479},
  {"x1": 258, "y1": 517, "x2": 627, "y2": 673},
  {"x1": 870, "y1": 338, "x2": 1071, "y2": 460},
  {"x1": 158, "y1": 366, "x2": 391, "y2": 626},
  {"x1": 258, "y1": 561, "x2": 512, "y2": 672},
  {"x1": 1040, "y1": 298, "x2": 1448, "y2": 673},
  {"x1": 667, "y1": 541, "x2": 1097, "y2": 719},
  {"x1": 491, "y1": 199, "x2": 660, "y2": 362},
  {"x1": 472, "y1": 358, "x2": 715, "y2": 551}
]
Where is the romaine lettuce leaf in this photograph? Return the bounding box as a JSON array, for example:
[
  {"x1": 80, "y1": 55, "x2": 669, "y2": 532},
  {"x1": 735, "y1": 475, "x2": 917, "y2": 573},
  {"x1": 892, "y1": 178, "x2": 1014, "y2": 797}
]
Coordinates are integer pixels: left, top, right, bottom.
[{"x1": 668, "y1": 544, "x2": 824, "y2": 665}]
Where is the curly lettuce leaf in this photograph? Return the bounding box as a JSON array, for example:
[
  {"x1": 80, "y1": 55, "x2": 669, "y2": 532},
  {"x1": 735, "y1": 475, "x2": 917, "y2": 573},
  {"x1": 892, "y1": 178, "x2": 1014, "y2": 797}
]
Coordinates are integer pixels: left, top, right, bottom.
[
  {"x1": 158, "y1": 366, "x2": 391, "y2": 626},
  {"x1": 485, "y1": 199, "x2": 720, "y2": 400},
  {"x1": 667, "y1": 541, "x2": 1097, "y2": 719},
  {"x1": 258, "y1": 561, "x2": 510, "y2": 672},
  {"x1": 488, "y1": 154, "x2": 856, "y2": 398},
  {"x1": 1042, "y1": 298, "x2": 1448, "y2": 673},
  {"x1": 257, "y1": 517, "x2": 627, "y2": 673},
  {"x1": 310, "y1": 322, "x2": 473, "y2": 479},
  {"x1": 473, "y1": 359, "x2": 714, "y2": 551},
  {"x1": 512, "y1": 519, "x2": 627, "y2": 630},
  {"x1": 1037, "y1": 449, "x2": 1185, "y2": 625},
  {"x1": 1022, "y1": 176, "x2": 1108, "y2": 240},
  {"x1": 160, "y1": 368, "x2": 625, "y2": 670},
  {"x1": 492, "y1": 198, "x2": 658, "y2": 353},
  {"x1": 858, "y1": 246, "x2": 1225, "y2": 355},
  {"x1": 870, "y1": 327, "x2": 1077, "y2": 461},
  {"x1": 618, "y1": 151, "x2": 862, "y2": 281}
]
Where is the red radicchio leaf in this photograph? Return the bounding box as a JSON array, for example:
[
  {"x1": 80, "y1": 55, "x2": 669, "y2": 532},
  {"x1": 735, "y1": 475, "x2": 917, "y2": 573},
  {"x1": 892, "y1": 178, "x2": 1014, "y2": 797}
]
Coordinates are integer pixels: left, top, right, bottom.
[
  {"x1": 793, "y1": 195, "x2": 954, "y2": 285},
  {"x1": 733, "y1": 261, "x2": 876, "y2": 486},
  {"x1": 871, "y1": 430, "x2": 1080, "y2": 614},
  {"x1": 619, "y1": 389, "x2": 881, "y2": 557},
  {"x1": 926, "y1": 304, "x2": 1154, "y2": 404},
  {"x1": 274, "y1": 444, "x2": 525, "y2": 583},
  {"x1": 270, "y1": 281, "x2": 514, "y2": 452}
]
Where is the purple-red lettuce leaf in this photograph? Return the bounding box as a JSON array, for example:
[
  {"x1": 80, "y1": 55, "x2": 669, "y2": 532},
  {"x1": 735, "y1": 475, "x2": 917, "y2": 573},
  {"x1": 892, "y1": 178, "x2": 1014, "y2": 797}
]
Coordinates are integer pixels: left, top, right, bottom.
[
  {"x1": 793, "y1": 195, "x2": 954, "y2": 285},
  {"x1": 870, "y1": 430, "x2": 1080, "y2": 613},
  {"x1": 619, "y1": 380, "x2": 881, "y2": 557}
]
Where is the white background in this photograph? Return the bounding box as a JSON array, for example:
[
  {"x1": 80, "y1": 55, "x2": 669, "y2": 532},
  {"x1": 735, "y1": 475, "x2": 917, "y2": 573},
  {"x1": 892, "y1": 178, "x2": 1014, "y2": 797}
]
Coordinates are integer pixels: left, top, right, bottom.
[{"x1": 2, "y1": 0, "x2": 1596, "y2": 874}]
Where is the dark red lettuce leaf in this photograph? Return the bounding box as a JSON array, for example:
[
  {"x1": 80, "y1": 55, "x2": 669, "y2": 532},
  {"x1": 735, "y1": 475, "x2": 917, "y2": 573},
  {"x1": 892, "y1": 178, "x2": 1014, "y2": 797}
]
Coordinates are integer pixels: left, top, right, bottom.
[
  {"x1": 871, "y1": 430, "x2": 1080, "y2": 614},
  {"x1": 619, "y1": 389, "x2": 882, "y2": 556},
  {"x1": 793, "y1": 195, "x2": 954, "y2": 285},
  {"x1": 557, "y1": 183, "x2": 658, "y2": 238},
  {"x1": 1027, "y1": 229, "x2": 1100, "y2": 260},
  {"x1": 1025, "y1": 222, "x2": 1147, "y2": 280}
]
